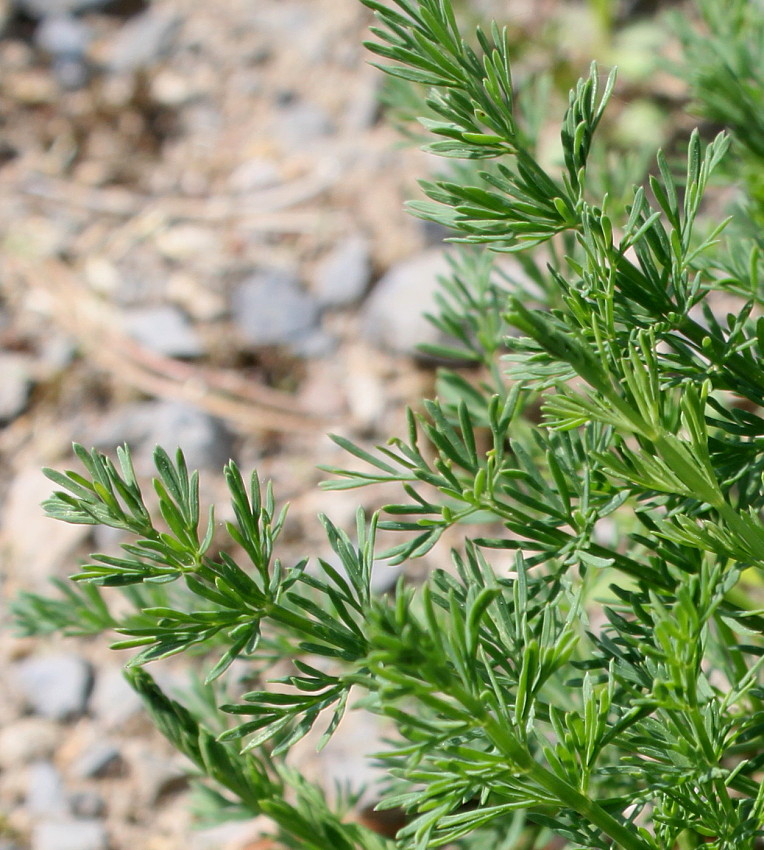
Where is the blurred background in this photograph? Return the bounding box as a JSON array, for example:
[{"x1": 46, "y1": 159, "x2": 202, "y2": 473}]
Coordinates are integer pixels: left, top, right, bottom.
[{"x1": 0, "y1": 0, "x2": 701, "y2": 848}]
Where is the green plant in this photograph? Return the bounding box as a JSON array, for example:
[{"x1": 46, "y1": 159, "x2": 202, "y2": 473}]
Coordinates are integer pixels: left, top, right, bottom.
[
  {"x1": 15, "y1": 1, "x2": 764, "y2": 848},
  {"x1": 672, "y1": 0, "x2": 764, "y2": 235}
]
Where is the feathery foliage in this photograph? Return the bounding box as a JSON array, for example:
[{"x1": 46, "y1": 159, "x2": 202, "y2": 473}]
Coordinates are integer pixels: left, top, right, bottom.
[{"x1": 15, "y1": 1, "x2": 764, "y2": 848}]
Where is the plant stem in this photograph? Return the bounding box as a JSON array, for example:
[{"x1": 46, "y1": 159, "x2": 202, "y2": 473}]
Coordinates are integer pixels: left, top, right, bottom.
[{"x1": 482, "y1": 715, "x2": 654, "y2": 850}]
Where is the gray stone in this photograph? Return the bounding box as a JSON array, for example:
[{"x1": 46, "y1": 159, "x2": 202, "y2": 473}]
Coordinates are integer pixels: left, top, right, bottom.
[
  {"x1": 13, "y1": 653, "x2": 92, "y2": 720},
  {"x1": 35, "y1": 14, "x2": 90, "y2": 58},
  {"x1": 313, "y1": 235, "x2": 371, "y2": 308},
  {"x1": 122, "y1": 304, "x2": 204, "y2": 359},
  {"x1": 0, "y1": 353, "x2": 33, "y2": 423},
  {"x1": 69, "y1": 742, "x2": 123, "y2": 779},
  {"x1": 106, "y1": 8, "x2": 181, "y2": 73},
  {"x1": 231, "y1": 270, "x2": 321, "y2": 347},
  {"x1": 360, "y1": 249, "x2": 455, "y2": 358},
  {"x1": 31, "y1": 820, "x2": 108, "y2": 850},
  {"x1": 90, "y1": 400, "x2": 233, "y2": 473},
  {"x1": 26, "y1": 761, "x2": 68, "y2": 816}
]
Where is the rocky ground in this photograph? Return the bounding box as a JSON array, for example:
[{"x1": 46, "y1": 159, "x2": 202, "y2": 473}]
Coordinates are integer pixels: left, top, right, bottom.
[{"x1": 0, "y1": 0, "x2": 690, "y2": 848}]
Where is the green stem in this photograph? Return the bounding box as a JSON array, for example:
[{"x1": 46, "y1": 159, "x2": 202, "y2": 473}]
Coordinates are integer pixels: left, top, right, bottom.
[{"x1": 482, "y1": 715, "x2": 654, "y2": 850}]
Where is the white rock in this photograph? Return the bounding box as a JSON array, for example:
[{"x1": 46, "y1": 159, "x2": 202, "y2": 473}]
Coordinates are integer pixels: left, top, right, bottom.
[{"x1": 167, "y1": 272, "x2": 227, "y2": 321}]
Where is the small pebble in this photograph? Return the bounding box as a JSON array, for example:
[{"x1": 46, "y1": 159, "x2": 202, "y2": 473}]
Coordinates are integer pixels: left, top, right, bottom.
[
  {"x1": 313, "y1": 235, "x2": 371, "y2": 308},
  {"x1": 360, "y1": 249, "x2": 455, "y2": 358},
  {"x1": 26, "y1": 761, "x2": 68, "y2": 816},
  {"x1": 34, "y1": 13, "x2": 91, "y2": 88},
  {"x1": 122, "y1": 305, "x2": 204, "y2": 359},
  {"x1": 231, "y1": 269, "x2": 321, "y2": 347},
  {"x1": 34, "y1": 13, "x2": 90, "y2": 58},
  {"x1": 13, "y1": 653, "x2": 92, "y2": 721},
  {"x1": 90, "y1": 399, "x2": 233, "y2": 474},
  {"x1": 154, "y1": 225, "x2": 219, "y2": 263},
  {"x1": 0, "y1": 353, "x2": 33, "y2": 423}
]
